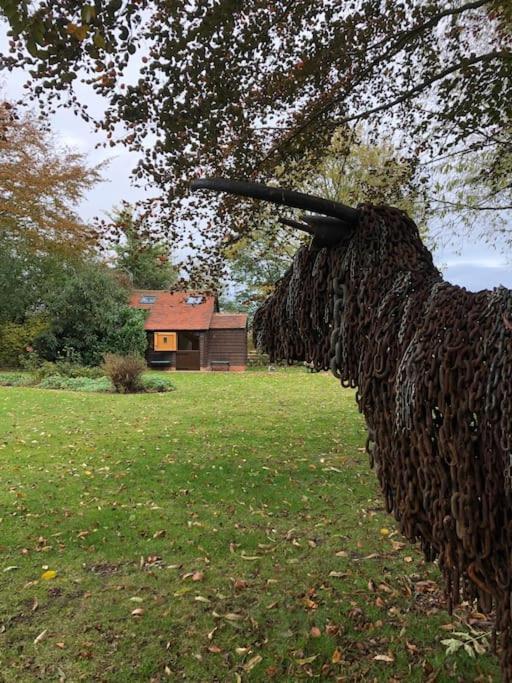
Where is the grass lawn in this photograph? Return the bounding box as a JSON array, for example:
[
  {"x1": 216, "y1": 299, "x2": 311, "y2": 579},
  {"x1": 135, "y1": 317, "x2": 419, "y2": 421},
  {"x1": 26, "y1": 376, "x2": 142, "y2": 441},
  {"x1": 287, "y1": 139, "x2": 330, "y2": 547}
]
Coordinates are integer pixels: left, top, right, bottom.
[{"x1": 0, "y1": 370, "x2": 498, "y2": 682}]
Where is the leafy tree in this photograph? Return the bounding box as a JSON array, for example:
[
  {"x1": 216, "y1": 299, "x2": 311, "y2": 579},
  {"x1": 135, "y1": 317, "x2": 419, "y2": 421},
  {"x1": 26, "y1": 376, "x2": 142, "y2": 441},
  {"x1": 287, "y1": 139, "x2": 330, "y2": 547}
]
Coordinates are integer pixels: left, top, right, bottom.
[
  {"x1": 3, "y1": 1, "x2": 510, "y2": 276},
  {"x1": 34, "y1": 262, "x2": 147, "y2": 365},
  {"x1": 111, "y1": 207, "x2": 178, "y2": 290},
  {"x1": 221, "y1": 228, "x2": 303, "y2": 322},
  {"x1": 223, "y1": 128, "x2": 428, "y2": 319},
  {"x1": 0, "y1": 101, "x2": 102, "y2": 255},
  {"x1": 0, "y1": 233, "x2": 69, "y2": 324},
  {"x1": 303, "y1": 127, "x2": 430, "y2": 228}
]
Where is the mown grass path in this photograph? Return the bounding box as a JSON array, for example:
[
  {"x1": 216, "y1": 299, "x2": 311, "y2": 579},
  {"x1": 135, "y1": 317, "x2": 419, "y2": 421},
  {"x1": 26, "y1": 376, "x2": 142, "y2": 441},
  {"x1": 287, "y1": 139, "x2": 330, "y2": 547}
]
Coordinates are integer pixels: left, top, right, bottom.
[{"x1": 0, "y1": 371, "x2": 498, "y2": 681}]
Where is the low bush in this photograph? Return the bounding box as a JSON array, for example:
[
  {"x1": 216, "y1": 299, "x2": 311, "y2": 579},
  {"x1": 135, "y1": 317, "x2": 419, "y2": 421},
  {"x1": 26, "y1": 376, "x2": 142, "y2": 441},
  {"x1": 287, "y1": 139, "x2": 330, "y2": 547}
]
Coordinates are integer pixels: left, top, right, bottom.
[
  {"x1": 142, "y1": 375, "x2": 176, "y2": 393},
  {"x1": 101, "y1": 354, "x2": 146, "y2": 393},
  {"x1": 38, "y1": 375, "x2": 112, "y2": 392},
  {"x1": 18, "y1": 350, "x2": 43, "y2": 372},
  {"x1": 34, "y1": 360, "x2": 104, "y2": 381},
  {"x1": 0, "y1": 373, "x2": 34, "y2": 387},
  {"x1": 0, "y1": 364, "x2": 175, "y2": 395}
]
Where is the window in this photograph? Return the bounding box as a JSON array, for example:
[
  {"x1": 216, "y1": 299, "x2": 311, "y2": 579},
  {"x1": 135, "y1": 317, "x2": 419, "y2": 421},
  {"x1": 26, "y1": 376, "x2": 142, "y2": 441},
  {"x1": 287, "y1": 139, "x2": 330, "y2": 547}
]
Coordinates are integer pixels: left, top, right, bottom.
[
  {"x1": 186, "y1": 295, "x2": 204, "y2": 305},
  {"x1": 140, "y1": 295, "x2": 156, "y2": 304}
]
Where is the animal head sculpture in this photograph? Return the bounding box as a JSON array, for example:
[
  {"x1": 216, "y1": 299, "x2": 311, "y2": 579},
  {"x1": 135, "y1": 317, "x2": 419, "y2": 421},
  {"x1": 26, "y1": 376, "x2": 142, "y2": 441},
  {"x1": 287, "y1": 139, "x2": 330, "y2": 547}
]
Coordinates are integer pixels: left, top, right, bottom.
[
  {"x1": 192, "y1": 178, "x2": 442, "y2": 372},
  {"x1": 192, "y1": 177, "x2": 512, "y2": 679}
]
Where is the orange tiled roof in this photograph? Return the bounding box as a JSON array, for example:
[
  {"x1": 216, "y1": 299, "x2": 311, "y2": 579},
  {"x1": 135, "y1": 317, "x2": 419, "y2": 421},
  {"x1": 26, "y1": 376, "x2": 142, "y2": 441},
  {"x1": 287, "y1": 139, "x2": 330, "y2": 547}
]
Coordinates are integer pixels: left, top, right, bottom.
[
  {"x1": 129, "y1": 291, "x2": 246, "y2": 330},
  {"x1": 130, "y1": 290, "x2": 216, "y2": 330},
  {"x1": 210, "y1": 313, "x2": 248, "y2": 329}
]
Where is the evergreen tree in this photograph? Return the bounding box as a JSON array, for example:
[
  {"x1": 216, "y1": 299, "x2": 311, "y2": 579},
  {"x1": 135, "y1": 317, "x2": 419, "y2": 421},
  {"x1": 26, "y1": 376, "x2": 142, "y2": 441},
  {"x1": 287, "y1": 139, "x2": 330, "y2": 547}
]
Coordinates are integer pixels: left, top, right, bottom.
[{"x1": 112, "y1": 208, "x2": 177, "y2": 290}]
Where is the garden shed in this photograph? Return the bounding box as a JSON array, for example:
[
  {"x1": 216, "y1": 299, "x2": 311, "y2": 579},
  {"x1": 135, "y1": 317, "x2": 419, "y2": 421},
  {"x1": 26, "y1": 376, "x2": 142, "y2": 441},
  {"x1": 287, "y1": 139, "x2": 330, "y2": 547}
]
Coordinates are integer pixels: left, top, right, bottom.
[{"x1": 129, "y1": 290, "x2": 248, "y2": 371}]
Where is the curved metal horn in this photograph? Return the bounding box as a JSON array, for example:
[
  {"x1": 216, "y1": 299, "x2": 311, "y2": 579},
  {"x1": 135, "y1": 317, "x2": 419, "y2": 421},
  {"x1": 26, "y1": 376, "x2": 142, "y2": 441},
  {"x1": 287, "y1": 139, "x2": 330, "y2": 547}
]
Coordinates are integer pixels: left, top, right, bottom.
[
  {"x1": 191, "y1": 177, "x2": 359, "y2": 225},
  {"x1": 302, "y1": 215, "x2": 355, "y2": 245},
  {"x1": 279, "y1": 217, "x2": 316, "y2": 236}
]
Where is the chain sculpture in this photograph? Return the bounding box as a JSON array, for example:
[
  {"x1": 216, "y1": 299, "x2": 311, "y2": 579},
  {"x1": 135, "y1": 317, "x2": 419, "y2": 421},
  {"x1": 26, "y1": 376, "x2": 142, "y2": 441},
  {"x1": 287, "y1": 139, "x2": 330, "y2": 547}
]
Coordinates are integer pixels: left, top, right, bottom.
[{"x1": 192, "y1": 178, "x2": 512, "y2": 679}]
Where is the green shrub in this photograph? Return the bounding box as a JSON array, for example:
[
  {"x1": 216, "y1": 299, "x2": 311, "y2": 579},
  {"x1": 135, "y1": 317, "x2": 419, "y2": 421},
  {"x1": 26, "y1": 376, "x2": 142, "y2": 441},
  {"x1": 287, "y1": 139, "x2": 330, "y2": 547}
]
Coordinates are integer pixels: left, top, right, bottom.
[
  {"x1": 18, "y1": 350, "x2": 43, "y2": 372},
  {"x1": 104, "y1": 308, "x2": 148, "y2": 358},
  {"x1": 142, "y1": 375, "x2": 176, "y2": 393},
  {"x1": 101, "y1": 354, "x2": 146, "y2": 393},
  {"x1": 0, "y1": 373, "x2": 34, "y2": 387},
  {"x1": 33, "y1": 360, "x2": 104, "y2": 381},
  {"x1": 38, "y1": 375, "x2": 112, "y2": 392},
  {"x1": 34, "y1": 361, "x2": 61, "y2": 380},
  {"x1": 0, "y1": 317, "x2": 48, "y2": 368},
  {"x1": 35, "y1": 264, "x2": 148, "y2": 366},
  {"x1": 56, "y1": 362, "x2": 104, "y2": 379}
]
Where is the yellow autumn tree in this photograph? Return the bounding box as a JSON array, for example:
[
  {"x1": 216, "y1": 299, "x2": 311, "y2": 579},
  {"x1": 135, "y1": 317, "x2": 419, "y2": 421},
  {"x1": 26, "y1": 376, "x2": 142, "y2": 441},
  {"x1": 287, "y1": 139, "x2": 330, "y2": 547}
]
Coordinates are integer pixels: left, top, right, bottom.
[{"x1": 0, "y1": 101, "x2": 103, "y2": 254}]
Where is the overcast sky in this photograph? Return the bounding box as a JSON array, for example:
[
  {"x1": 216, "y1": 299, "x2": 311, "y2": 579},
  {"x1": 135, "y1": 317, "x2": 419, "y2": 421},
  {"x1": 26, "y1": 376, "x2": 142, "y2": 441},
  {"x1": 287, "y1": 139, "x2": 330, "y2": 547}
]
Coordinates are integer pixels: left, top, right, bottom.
[{"x1": 1, "y1": 22, "x2": 511, "y2": 293}]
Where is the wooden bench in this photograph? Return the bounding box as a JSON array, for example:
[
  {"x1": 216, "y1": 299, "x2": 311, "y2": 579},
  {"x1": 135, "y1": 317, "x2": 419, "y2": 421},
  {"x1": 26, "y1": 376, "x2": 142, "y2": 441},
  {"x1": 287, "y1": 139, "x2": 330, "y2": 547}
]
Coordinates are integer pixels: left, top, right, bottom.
[{"x1": 210, "y1": 360, "x2": 230, "y2": 371}]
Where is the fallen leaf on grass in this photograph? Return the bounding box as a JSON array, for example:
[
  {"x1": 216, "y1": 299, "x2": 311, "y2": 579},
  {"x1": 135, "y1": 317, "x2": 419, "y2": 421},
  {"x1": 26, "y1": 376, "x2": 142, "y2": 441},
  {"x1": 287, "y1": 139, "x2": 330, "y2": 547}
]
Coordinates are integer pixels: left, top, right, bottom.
[
  {"x1": 244, "y1": 654, "x2": 262, "y2": 672},
  {"x1": 415, "y1": 580, "x2": 438, "y2": 593},
  {"x1": 310, "y1": 626, "x2": 321, "y2": 638},
  {"x1": 41, "y1": 570, "x2": 57, "y2": 580},
  {"x1": 329, "y1": 571, "x2": 348, "y2": 578},
  {"x1": 224, "y1": 613, "x2": 244, "y2": 621},
  {"x1": 55, "y1": 642, "x2": 65, "y2": 649},
  {"x1": 468, "y1": 611, "x2": 487, "y2": 621},
  {"x1": 325, "y1": 623, "x2": 341, "y2": 636},
  {"x1": 34, "y1": 629, "x2": 47, "y2": 645},
  {"x1": 129, "y1": 597, "x2": 144, "y2": 603},
  {"x1": 182, "y1": 570, "x2": 204, "y2": 581},
  {"x1": 296, "y1": 655, "x2": 318, "y2": 665},
  {"x1": 374, "y1": 654, "x2": 395, "y2": 662},
  {"x1": 131, "y1": 608, "x2": 144, "y2": 617},
  {"x1": 208, "y1": 645, "x2": 222, "y2": 653},
  {"x1": 3, "y1": 566, "x2": 19, "y2": 572},
  {"x1": 303, "y1": 598, "x2": 318, "y2": 610},
  {"x1": 332, "y1": 648, "x2": 343, "y2": 663}
]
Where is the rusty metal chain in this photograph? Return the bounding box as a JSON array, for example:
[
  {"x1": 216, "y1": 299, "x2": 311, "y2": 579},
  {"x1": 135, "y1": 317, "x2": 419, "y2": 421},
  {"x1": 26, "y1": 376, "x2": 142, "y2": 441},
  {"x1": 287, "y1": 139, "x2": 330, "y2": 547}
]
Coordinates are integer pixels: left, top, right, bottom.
[{"x1": 253, "y1": 204, "x2": 512, "y2": 679}]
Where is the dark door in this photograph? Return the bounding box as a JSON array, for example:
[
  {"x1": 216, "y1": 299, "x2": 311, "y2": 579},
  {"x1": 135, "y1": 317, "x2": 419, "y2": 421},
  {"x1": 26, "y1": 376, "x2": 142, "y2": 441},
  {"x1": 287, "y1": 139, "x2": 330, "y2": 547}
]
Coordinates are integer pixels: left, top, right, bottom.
[
  {"x1": 176, "y1": 350, "x2": 200, "y2": 370},
  {"x1": 176, "y1": 332, "x2": 201, "y2": 370}
]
